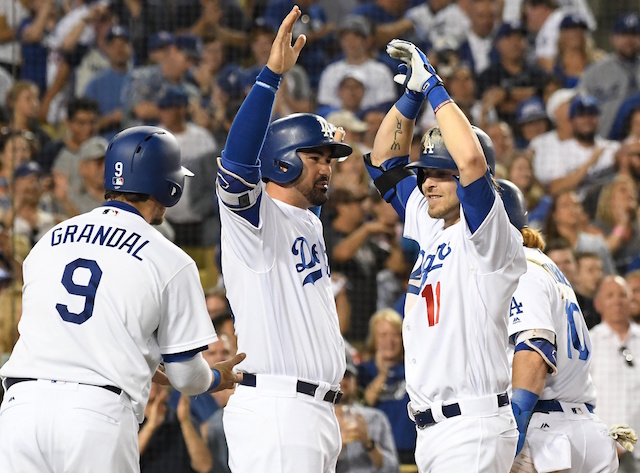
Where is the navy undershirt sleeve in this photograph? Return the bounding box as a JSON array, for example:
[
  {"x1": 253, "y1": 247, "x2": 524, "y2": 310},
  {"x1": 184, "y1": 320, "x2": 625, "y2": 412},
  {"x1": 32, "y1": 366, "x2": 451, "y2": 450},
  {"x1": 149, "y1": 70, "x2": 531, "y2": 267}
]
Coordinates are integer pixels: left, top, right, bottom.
[
  {"x1": 456, "y1": 170, "x2": 496, "y2": 234},
  {"x1": 222, "y1": 66, "x2": 281, "y2": 168}
]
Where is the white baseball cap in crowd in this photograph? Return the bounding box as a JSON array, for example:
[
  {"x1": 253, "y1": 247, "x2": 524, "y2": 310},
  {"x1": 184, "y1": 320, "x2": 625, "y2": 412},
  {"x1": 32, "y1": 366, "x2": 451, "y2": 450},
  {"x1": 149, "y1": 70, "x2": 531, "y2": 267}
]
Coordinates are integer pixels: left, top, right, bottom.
[{"x1": 546, "y1": 88, "x2": 578, "y2": 124}]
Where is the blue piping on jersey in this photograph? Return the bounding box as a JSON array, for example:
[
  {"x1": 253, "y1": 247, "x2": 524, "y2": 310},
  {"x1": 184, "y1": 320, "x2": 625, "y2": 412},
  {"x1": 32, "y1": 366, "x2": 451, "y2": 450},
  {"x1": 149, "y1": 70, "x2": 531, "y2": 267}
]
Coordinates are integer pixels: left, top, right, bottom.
[
  {"x1": 162, "y1": 346, "x2": 207, "y2": 363},
  {"x1": 103, "y1": 200, "x2": 143, "y2": 218}
]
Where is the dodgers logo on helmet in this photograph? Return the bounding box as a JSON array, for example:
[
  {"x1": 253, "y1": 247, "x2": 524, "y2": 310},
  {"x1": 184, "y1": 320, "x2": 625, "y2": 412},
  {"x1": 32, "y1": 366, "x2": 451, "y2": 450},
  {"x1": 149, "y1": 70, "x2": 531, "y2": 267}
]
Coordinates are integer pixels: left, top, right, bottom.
[
  {"x1": 259, "y1": 113, "x2": 352, "y2": 185},
  {"x1": 407, "y1": 126, "x2": 496, "y2": 176},
  {"x1": 104, "y1": 126, "x2": 193, "y2": 207},
  {"x1": 496, "y1": 178, "x2": 528, "y2": 230}
]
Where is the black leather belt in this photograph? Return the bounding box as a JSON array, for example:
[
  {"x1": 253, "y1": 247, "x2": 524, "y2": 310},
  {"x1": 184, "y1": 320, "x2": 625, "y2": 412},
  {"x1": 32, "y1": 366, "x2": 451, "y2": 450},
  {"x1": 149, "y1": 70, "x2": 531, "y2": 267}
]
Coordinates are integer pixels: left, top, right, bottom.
[
  {"x1": 239, "y1": 373, "x2": 342, "y2": 404},
  {"x1": 4, "y1": 377, "x2": 122, "y2": 396},
  {"x1": 414, "y1": 393, "x2": 510, "y2": 429},
  {"x1": 534, "y1": 399, "x2": 594, "y2": 414}
]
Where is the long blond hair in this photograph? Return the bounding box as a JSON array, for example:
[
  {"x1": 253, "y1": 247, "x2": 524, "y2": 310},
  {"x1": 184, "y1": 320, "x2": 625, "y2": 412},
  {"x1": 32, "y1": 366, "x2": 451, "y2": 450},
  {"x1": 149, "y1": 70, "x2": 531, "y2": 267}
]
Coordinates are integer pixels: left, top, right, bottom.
[{"x1": 364, "y1": 308, "x2": 403, "y2": 358}]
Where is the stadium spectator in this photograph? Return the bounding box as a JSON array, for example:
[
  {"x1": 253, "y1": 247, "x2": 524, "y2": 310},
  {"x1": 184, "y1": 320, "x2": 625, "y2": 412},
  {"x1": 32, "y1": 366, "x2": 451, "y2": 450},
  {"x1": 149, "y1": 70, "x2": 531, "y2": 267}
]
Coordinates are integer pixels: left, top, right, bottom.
[
  {"x1": 146, "y1": 31, "x2": 174, "y2": 65},
  {"x1": 626, "y1": 270, "x2": 640, "y2": 323},
  {"x1": 351, "y1": 0, "x2": 415, "y2": 50},
  {"x1": 324, "y1": 188, "x2": 394, "y2": 342},
  {"x1": 485, "y1": 121, "x2": 515, "y2": 172},
  {"x1": 547, "y1": 95, "x2": 619, "y2": 200},
  {"x1": 574, "y1": 251, "x2": 604, "y2": 328},
  {"x1": 523, "y1": 0, "x2": 571, "y2": 72},
  {"x1": 123, "y1": 34, "x2": 202, "y2": 126},
  {"x1": 318, "y1": 70, "x2": 367, "y2": 119},
  {"x1": 0, "y1": 129, "x2": 36, "y2": 215},
  {"x1": 544, "y1": 237, "x2": 579, "y2": 286},
  {"x1": 63, "y1": 135, "x2": 106, "y2": 215},
  {"x1": 591, "y1": 174, "x2": 640, "y2": 274},
  {"x1": 543, "y1": 189, "x2": 616, "y2": 274},
  {"x1": 108, "y1": 0, "x2": 170, "y2": 65},
  {"x1": 578, "y1": 12, "x2": 640, "y2": 138},
  {"x1": 553, "y1": 13, "x2": 604, "y2": 88},
  {"x1": 139, "y1": 382, "x2": 212, "y2": 473},
  {"x1": 317, "y1": 16, "x2": 396, "y2": 116},
  {"x1": 455, "y1": 0, "x2": 498, "y2": 76},
  {"x1": 476, "y1": 21, "x2": 551, "y2": 129},
  {"x1": 47, "y1": 97, "x2": 99, "y2": 218},
  {"x1": 358, "y1": 309, "x2": 415, "y2": 465},
  {"x1": 83, "y1": 25, "x2": 133, "y2": 141},
  {"x1": 514, "y1": 96, "x2": 550, "y2": 149},
  {"x1": 4, "y1": 80, "x2": 50, "y2": 157},
  {"x1": 336, "y1": 353, "x2": 399, "y2": 473},
  {"x1": 590, "y1": 275, "x2": 640, "y2": 473},
  {"x1": 0, "y1": 0, "x2": 29, "y2": 75},
  {"x1": 507, "y1": 151, "x2": 552, "y2": 229},
  {"x1": 530, "y1": 87, "x2": 577, "y2": 187},
  {"x1": 405, "y1": 0, "x2": 470, "y2": 56},
  {"x1": 16, "y1": 0, "x2": 56, "y2": 96}
]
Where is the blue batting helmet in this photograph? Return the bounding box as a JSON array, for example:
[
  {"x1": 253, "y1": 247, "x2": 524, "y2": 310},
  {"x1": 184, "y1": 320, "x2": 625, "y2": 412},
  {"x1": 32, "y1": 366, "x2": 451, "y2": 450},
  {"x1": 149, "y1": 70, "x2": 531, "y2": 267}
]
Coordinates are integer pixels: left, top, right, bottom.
[
  {"x1": 260, "y1": 113, "x2": 353, "y2": 184},
  {"x1": 406, "y1": 126, "x2": 496, "y2": 177},
  {"x1": 496, "y1": 179, "x2": 528, "y2": 230},
  {"x1": 104, "y1": 126, "x2": 193, "y2": 207}
]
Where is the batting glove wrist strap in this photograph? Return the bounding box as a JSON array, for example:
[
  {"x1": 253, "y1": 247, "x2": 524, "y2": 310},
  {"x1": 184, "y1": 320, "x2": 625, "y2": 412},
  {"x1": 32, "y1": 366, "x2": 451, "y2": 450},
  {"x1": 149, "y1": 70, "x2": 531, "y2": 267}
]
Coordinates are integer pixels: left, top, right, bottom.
[
  {"x1": 396, "y1": 90, "x2": 425, "y2": 120},
  {"x1": 511, "y1": 388, "x2": 539, "y2": 457},
  {"x1": 256, "y1": 66, "x2": 282, "y2": 93}
]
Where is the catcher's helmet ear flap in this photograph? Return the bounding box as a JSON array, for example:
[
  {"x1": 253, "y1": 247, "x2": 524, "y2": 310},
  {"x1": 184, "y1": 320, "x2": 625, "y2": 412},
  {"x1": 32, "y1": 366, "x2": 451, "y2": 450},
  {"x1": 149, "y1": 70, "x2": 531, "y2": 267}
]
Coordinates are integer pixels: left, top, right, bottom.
[
  {"x1": 259, "y1": 113, "x2": 353, "y2": 184},
  {"x1": 496, "y1": 178, "x2": 528, "y2": 230},
  {"x1": 104, "y1": 126, "x2": 193, "y2": 207},
  {"x1": 406, "y1": 126, "x2": 496, "y2": 185}
]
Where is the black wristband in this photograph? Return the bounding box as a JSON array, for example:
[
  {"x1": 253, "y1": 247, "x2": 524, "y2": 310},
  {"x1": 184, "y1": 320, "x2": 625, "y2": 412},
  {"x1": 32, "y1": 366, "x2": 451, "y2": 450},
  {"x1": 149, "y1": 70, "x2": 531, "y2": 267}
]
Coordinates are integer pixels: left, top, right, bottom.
[{"x1": 365, "y1": 439, "x2": 376, "y2": 451}]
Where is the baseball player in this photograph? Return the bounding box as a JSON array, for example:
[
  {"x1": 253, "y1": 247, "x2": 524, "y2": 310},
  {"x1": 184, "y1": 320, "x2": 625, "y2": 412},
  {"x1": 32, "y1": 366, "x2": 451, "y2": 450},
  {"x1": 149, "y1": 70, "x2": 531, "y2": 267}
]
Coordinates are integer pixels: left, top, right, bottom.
[
  {"x1": 363, "y1": 39, "x2": 526, "y2": 472},
  {"x1": 216, "y1": 7, "x2": 350, "y2": 473},
  {"x1": 498, "y1": 179, "x2": 622, "y2": 473},
  {"x1": 0, "y1": 126, "x2": 244, "y2": 473}
]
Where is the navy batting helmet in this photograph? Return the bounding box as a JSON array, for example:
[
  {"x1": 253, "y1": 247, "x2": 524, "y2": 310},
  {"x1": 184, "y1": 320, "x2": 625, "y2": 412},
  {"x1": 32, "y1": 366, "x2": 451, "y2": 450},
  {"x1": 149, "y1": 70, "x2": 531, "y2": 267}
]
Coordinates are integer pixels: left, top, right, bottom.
[
  {"x1": 104, "y1": 126, "x2": 193, "y2": 207},
  {"x1": 260, "y1": 113, "x2": 353, "y2": 184},
  {"x1": 406, "y1": 126, "x2": 496, "y2": 177},
  {"x1": 496, "y1": 179, "x2": 528, "y2": 230}
]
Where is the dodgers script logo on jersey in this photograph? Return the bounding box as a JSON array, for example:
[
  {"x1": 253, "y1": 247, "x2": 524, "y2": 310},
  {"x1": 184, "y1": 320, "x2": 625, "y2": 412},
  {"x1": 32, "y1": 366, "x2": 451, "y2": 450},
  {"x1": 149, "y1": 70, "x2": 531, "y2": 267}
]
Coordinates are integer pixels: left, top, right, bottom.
[
  {"x1": 291, "y1": 236, "x2": 330, "y2": 286},
  {"x1": 407, "y1": 242, "x2": 452, "y2": 295}
]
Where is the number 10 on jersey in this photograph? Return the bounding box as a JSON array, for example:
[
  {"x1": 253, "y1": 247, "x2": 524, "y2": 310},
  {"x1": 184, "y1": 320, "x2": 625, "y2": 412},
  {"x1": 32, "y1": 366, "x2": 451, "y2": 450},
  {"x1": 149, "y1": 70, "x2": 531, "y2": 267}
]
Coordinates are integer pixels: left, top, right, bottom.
[{"x1": 421, "y1": 281, "x2": 441, "y2": 327}]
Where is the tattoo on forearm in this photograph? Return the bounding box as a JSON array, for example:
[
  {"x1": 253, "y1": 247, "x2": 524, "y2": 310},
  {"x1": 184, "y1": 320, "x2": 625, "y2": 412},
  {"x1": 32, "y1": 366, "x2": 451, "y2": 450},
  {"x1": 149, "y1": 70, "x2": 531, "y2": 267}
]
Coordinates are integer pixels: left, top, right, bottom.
[{"x1": 391, "y1": 117, "x2": 402, "y2": 151}]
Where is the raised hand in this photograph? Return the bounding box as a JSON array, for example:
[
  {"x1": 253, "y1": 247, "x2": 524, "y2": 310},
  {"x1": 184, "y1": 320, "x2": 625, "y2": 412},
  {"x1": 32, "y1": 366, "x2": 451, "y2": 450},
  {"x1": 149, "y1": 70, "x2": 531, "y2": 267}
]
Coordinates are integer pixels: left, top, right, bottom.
[
  {"x1": 210, "y1": 352, "x2": 247, "y2": 392},
  {"x1": 387, "y1": 39, "x2": 441, "y2": 96},
  {"x1": 266, "y1": 6, "x2": 307, "y2": 75}
]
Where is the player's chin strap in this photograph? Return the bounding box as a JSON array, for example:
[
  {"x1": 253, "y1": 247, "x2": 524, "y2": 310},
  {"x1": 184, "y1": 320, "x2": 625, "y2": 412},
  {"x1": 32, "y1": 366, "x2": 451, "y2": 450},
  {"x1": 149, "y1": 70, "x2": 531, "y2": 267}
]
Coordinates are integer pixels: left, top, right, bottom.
[
  {"x1": 511, "y1": 388, "x2": 539, "y2": 457},
  {"x1": 609, "y1": 424, "x2": 638, "y2": 452}
]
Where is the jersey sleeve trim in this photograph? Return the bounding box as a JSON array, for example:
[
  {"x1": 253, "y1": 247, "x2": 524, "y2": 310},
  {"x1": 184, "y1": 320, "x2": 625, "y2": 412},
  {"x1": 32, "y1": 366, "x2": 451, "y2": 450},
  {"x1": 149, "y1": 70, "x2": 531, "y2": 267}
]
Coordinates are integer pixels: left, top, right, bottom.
[{"x1": 162, "y1": 346, "x2": 208, "y2": 363}]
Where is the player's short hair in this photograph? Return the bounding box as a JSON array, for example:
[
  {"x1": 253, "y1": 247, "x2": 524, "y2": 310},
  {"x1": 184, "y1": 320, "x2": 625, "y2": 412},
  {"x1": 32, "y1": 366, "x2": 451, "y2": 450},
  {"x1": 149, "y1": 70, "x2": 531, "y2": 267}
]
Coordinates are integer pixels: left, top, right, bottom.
[
  {"x1": 365, "y1": 308, "x2": 403, "y2": 357},
  {"x1": 104, "y1": 189, "x2": 151, "y2": 203}
]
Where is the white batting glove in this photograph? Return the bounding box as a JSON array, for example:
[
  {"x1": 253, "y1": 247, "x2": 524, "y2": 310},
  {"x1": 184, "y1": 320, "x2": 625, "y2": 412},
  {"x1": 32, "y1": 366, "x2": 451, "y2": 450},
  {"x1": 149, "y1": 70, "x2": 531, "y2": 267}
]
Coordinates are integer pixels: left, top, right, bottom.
[
  {"x1": 386, "y1": 39, "x2": 443, "y2": 96},
  {"x1": 609, "y1": 424, "x2": 638, "y2": 452}
]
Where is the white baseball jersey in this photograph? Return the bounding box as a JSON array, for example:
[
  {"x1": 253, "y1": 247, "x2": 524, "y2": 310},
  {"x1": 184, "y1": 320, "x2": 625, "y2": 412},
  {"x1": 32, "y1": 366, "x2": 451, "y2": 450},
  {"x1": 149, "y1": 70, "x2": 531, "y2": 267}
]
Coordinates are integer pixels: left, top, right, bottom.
[
  {"x1": 508, "y1": 247, "x2": 597, "y2": 405},
  {"x1": 218, "y1": 182, "x2": 346, "y2": 386},
  {"x1": 402, "y1": 187, "x2": 526, "y2": 409},
  {"x1": 0, "y1": 202, "x2": 217, "y2": 421}
]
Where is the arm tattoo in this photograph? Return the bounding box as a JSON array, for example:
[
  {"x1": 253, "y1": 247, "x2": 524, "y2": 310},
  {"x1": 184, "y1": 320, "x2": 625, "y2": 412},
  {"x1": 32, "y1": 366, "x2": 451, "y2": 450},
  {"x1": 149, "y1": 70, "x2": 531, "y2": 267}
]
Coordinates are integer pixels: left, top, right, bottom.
[{"x1": 391, "y1": 117, "x2": 402, "y2": 151}]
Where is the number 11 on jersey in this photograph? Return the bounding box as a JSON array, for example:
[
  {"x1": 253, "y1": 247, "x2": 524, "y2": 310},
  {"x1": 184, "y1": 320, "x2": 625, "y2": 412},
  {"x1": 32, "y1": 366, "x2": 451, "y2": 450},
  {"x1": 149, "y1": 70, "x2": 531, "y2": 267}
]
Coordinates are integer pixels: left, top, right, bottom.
[{"x1": 421, "y1": 282, "x2": 441, "y2": 327}]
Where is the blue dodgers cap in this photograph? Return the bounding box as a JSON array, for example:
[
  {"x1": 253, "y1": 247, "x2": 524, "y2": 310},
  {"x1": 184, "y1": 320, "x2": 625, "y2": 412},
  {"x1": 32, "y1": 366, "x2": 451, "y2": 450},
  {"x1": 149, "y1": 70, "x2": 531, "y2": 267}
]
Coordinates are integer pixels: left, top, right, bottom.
[
  {"x1": 106, "y1": 25, "x2": 130, "y2": 42},
  {"x1": 157, "y1": 86, "x2": 189, "y2": 109},
  {"x1": 516, "y1": 97, "x2": 547, "y2": 124},
  {"x1": 174, "y1": 34, "x2": 203, "y2": 61},
  {"x1": 495, "y1": 21, "x2": 526, "y2": 41},
  {"x1": 614, "y1": 13, "x2": 640, "y2": 35},
  {"x1": 569, "y1": 95, "x2": 600, "y2": 119},
  {"x1": 148, "y1": 31, "x2": 174, "y2": 52},
  {"x1": 13, "y1": 161, "x2": 42, "y2": 180},
  {"x1": 216, "y1": 64, "x2": 246, "y2": 100},
  {"x1": 560, "y1": 14, "x2": 588, "y2": 30}
]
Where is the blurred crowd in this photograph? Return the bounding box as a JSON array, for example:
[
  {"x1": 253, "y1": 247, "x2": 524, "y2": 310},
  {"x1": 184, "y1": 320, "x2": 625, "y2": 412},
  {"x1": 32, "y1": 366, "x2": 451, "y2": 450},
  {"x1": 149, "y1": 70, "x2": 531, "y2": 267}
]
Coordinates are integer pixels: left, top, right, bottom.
[{"x1": 2, "y1": 0, "x2": 640, "y2": 471}]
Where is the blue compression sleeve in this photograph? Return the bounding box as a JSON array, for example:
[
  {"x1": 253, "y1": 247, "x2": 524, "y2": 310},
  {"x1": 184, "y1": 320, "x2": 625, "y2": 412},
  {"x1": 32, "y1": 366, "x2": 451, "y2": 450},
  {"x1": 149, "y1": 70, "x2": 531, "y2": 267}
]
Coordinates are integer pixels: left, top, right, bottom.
[
  {"x1": 222, "y1": 66, "x2": 281, "y2": 166},
  {"x1": 456, "y1": 169, "x2": 495, "y2": 233},
  {"x1": 511, "y1": 388, "x2": 539, "y2": 457}
]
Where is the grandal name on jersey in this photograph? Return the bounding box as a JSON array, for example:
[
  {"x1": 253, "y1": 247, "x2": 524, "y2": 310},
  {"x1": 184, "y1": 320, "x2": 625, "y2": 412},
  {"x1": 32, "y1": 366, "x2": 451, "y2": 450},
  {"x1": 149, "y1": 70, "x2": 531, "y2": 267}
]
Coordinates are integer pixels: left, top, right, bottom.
[{"x1": 50, "y1": 221, "x2": 150, "y2": 261}]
